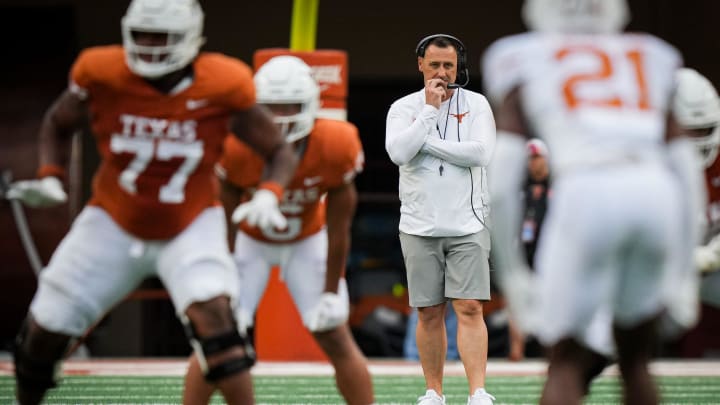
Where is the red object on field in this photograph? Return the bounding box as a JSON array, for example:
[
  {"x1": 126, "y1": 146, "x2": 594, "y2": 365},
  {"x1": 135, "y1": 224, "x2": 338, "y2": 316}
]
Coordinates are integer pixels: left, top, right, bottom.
[{"x1": 255, "y1": 267, "x2": 327, "y2": 361}]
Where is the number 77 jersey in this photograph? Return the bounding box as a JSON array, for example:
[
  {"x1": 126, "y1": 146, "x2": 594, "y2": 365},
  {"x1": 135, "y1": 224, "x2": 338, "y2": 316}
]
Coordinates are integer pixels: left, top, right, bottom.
[
  {"x1": 69, "y1": 46, "x2": 256, "y2": 239},
  {"x1": 482, "y1": 32, "x2": 682, "y2": 174}
]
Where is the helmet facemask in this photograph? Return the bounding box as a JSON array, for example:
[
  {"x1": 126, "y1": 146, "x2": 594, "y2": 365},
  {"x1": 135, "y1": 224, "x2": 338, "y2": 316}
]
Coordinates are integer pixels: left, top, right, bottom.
[
  {"x1": 264, "y1": 102, "x2": 318, "y2": 144},
  {"x1": 255, "y1": 56, "x2": 320, "y2": 143},
  {"x1": 688, "y1": 126, "x2": 720, "y2": 168},
  {"x1": 121, "y1": 0, "x2": 205, "y2": 79}
]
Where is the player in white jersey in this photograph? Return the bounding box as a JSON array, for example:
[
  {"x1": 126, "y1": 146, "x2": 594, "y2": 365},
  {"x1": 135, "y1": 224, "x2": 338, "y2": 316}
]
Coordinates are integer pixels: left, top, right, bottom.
[
  {"x1": 483, "y1": 0, "x2": 703, "y2": 404},
  {"x1": 658, "y1": 68, "x2": 720, "y2": 339}
]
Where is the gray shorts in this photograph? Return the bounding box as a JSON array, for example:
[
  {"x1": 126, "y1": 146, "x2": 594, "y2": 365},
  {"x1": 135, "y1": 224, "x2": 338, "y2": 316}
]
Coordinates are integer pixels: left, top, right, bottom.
[{"x1": 400, "y1": 229, "x2": 491, "y2": 307}]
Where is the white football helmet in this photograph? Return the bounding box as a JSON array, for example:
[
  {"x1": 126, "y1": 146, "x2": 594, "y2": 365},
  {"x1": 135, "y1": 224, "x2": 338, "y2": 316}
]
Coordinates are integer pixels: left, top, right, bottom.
[
  {"x1": 121, "y1": 0, "x2": 205, "y2": 78},
  {"x1": 523, "y1": 0, "x2": 630, "y2": 34},
  {"x1": 674, "y1": 68, "x2": 720, "y2": 168},
  {"x1": 254, "y1": 56, "x2": 320, "y2": 143}
]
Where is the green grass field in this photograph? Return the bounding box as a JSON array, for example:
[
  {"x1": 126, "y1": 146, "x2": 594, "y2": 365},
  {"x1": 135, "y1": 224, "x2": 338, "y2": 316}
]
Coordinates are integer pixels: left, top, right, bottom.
[{"x1": 1, "y1": 374, "x2": 720, "y2": 404}]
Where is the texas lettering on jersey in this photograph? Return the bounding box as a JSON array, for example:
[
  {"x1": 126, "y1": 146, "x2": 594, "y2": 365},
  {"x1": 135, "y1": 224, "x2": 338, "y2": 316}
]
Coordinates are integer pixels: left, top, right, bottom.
[
  {"x1": 118, "y1": 114, "x2": 198, "y2": 142},
  {"x1": 110, "y1": 114, "x2": 202, "y2": 204},
  {"x1": 219, "y1": 118, "x2": 364, "y2": 243},
  {"x1": 71, "y1": 45, "x2": 255, "y2": 239}
]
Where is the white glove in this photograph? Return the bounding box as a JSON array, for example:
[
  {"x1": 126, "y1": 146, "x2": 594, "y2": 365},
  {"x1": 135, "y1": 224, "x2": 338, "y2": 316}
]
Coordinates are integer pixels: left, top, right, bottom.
[
  {"x1": 497, "y1": 264, "x2": 539, "y2": 335},
  {"x1": 234, "y1": 307, "x2": 254, "y2": 337},
  {"x1": 303, "y1": 292, "x2": 349, "y2": 332},
  {"x1": 6, "y1": 177, "x2": 67, "y2": 207},
  {"x1": 660, "y1": 257, "x2": 701, "y2": 339},
  {"x1": 231, "y1": 188, "x2": 287, "y2": 230},
  {"x1": 694, "y1": 235, "x2": 720, "y2": 273}
]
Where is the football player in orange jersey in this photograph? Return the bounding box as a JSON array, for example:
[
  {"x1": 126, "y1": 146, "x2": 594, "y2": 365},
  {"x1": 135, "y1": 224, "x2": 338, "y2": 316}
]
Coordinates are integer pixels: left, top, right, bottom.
[
  {"x1": 5, "y1": 1, "x2": 298, "y2": 404},
  {"x1": 181, "y1": 56, "x2": 375, "y2": 405}
]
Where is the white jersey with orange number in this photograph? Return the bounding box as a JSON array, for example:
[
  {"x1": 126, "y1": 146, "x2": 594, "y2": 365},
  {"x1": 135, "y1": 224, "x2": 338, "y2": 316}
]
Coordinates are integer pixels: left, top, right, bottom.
[
  {"x1": 484, "y1": 32, "x2": 686, "y2": 348},
  {"x1": 483, "y1": 32, "x2": 681, "y2": 176}
]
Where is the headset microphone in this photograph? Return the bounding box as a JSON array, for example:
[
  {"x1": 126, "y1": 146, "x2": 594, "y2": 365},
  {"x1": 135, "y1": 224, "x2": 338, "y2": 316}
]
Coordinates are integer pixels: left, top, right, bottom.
[{"x1": 448, "y1": 72, "x2": 469, "y2": 89}]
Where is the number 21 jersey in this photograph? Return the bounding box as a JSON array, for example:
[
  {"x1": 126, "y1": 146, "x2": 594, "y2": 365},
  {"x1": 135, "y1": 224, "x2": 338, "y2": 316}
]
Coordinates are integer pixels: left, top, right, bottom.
[{"x1": 483, "y1": 32, "x2": 681, "y2": 175}]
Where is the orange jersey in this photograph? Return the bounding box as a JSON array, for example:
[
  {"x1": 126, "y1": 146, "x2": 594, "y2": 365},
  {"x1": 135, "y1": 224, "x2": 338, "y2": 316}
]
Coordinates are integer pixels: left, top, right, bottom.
[
  {"x1": 219, "y1": 119, "x2": 364, "y2": 243},
  {"x1": 70, "y1": 46, "x2": 255, "y2": 239}
]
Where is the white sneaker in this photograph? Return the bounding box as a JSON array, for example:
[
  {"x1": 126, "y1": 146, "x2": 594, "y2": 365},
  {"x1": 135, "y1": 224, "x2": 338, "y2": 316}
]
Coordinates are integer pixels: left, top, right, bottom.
[
  {"x1": 417, "y1": 389, "x2": 446, "y2": 405},
  {"x1": 467, "y1": 388, "x2": 495, "y2": 405}
]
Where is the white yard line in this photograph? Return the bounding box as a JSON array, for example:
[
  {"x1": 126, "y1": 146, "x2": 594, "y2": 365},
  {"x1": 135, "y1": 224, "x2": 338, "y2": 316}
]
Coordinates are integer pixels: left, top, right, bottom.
[{"x1": 1, "y1": 359, "x2": 719, "y2": 377}]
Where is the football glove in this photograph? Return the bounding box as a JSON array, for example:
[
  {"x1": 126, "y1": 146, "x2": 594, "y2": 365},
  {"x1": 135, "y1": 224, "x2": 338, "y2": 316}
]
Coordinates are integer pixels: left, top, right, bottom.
[
  {"x1": 231, "y1": 188, "x2": 287, "y2": 230},
  {"x1": 500, "y1": 265, "x2": 539, "y2": 335},
  {"x1": 303, "y1": 292, "x2": 349, "y2": 333},
  {"x1": 694, "y1": 234, "x2": 720, "y2": 273},
  {"x1": 235, "y1": 307, "x2": 253, "y2": 337},
  {"x1": 6, "y1": 177, "x2": 67, "y2": 208},
  {"x1": 661, "y1": 270, "x2": 700, "y2": 338}
]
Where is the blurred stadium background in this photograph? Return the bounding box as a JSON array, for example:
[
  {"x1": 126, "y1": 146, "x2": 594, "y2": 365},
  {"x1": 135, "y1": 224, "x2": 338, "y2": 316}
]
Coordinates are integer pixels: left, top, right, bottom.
[{"x1": 1, "y1": 0, "x2": 719, "y2": 396}]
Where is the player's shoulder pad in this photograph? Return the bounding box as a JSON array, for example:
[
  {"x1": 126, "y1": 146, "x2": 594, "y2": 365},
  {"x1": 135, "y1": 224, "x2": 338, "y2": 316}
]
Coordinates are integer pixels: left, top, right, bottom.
[
  {"x1": 195, "y1": 52, "x2": 252, "y2": 79},
  {"x1": 482, "y1": 32, "x2": 540, "y2": 106},
  {"x1": 483, "y1": 32, "x2": 539, "y2": 66},
  {"x1": 76, "y1": 45, "x2": 125, "y2": 64},
  {"x1": 625, "y1": 32, "x2": 683, "y2": 67},
  {"x1": 196, "y1": 52, "x2": 253, "y2": 86},
  {"x1": 312, "y1": 118, "x2": 363, "y2": 169},
  {"x1": 72, "y1": 45, "x2": 127, "y2": 86}
]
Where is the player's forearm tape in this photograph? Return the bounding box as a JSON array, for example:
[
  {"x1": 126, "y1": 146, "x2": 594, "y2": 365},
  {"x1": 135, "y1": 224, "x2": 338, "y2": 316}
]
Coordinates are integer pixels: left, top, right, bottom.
[
  {"x1": 37, "y1": 164, "x2": 66, "y2": 181},
  {"x1": 258, "y1": 181, "x2": 284, "y2": 201}
]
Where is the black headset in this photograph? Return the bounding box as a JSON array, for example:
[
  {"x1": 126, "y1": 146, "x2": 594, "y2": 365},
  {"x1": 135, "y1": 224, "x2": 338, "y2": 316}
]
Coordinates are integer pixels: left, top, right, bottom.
[{"x1": 415, "y1": 34, "x2": 469, "y2": 88}]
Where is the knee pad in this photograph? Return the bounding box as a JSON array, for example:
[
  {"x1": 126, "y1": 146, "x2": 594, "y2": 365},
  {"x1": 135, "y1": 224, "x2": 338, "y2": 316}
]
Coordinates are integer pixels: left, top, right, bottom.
[
  {"x1": 182, "y1": 317, "x2": 256, "y2": 382},
  {"x1": 13, "y1": 321, "x2": 63, "y2": 392}
]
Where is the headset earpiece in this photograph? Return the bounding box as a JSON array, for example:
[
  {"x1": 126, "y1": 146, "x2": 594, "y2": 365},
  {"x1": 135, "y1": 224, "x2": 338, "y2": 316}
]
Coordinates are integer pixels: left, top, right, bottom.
[{"x1": 415, "y1": 33, "x2": 469, "y2": 88}]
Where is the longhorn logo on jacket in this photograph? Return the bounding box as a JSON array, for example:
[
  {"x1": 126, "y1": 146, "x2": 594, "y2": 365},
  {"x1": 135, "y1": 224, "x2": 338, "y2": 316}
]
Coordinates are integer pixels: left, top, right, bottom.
[{"x1": 451, "y1": 111, "x2": 469, "y2": 123}]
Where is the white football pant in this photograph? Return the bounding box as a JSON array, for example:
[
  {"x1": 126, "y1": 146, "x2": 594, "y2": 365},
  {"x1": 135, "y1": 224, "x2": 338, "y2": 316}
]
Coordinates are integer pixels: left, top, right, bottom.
[
  {"x1": 30, "y1": 206, "x2": 238, "y2": 336},
  {"x1": 534, "y1": 163, "x2": 685, "y2": 349},
  {"x1": 232, "y1": 229, "x2": 349, "y2": 329}
]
